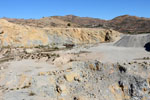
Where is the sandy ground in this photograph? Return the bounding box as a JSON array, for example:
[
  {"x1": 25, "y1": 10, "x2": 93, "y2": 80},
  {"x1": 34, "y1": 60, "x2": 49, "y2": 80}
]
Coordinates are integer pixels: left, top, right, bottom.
[
  {"x1": 54, "y1": 42, "x2": 150, "y2": 64},
  {"x1": 1, "y1": 36, "x2": 149, "y2": 71},
  {"x1": 2, "y1": 33, "x2": 149, "y2": 66},
  {"x1": 85, "y1": 43, "x2": 150, "y2": 63},
  {"x1": 52, "y1": 33, "x2": 150, "y2": 64}
]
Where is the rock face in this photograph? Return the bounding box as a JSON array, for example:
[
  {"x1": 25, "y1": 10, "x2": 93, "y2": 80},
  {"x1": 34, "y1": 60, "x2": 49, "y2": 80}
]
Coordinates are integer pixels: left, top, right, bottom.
[
  {"x1": 0, "y1": 19, "x2": 120, "y2": 47},
  {"x1": 114, "y1": 34, "x2": 150, "y2": 47}
]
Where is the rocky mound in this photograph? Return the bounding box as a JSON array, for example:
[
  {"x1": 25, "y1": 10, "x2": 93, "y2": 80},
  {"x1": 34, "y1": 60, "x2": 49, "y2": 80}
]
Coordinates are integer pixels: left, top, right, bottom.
[
  {"x1": 0, "y1": 19, "x2": 120, "y2": 47},
  {"x1": 114, "y1": 34, "x2": 150, "y2": 47}
]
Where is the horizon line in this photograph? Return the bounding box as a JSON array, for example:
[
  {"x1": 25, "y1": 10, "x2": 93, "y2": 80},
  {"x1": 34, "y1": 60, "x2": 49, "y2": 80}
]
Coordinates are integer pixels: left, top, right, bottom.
[{"x1": 0, "y1": 14, "x2": 150, "y2": 20}]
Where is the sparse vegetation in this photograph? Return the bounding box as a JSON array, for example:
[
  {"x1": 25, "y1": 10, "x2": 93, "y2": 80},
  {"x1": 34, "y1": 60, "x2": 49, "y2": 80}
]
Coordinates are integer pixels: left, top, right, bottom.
[
  {"x1": 67, "y1": 23, "x2": 71, "y2": 26},
  {"x1": 0, "y1": 30, "x2": 4, "y2": 34},
  {"x1": 63, "y1": 44, "x2": 75, "y2": 49},
  {"x1": 29, "y1": 91, "x2": 36, "y2": 96}
]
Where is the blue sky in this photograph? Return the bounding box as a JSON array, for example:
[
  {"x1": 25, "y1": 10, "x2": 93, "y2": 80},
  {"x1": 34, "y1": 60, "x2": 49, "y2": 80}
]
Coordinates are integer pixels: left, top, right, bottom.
[{"x1": 0, "y1": 0, "x2": 150, "y2": 20}]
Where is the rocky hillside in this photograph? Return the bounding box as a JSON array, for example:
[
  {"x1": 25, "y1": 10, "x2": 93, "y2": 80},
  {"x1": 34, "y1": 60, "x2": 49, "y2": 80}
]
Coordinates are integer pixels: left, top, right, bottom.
[
  {"x1": 0, "y1": 19, "x2": 120, "y2": 47},
  {"x1": 3, "y1": 16, "x2": 79, "y2": 28},
  {"x1": 3, "y1": 15, "x2": 107, "y2": 28},
  {"x1": 51, "y1": 15, "x2": 107, "y2": 28},
  {"x1": 4, "y1": 15, "x2": 150, "y2": 34},
  {"x1": 109, "y1": 15, "x2": 150, "y2": 34}
]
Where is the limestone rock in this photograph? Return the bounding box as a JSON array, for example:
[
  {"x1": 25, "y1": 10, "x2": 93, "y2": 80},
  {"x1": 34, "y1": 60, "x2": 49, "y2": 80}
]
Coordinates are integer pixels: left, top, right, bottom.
[{"x1": 25, "y1": 49, "x2": 34, "y2": 54}]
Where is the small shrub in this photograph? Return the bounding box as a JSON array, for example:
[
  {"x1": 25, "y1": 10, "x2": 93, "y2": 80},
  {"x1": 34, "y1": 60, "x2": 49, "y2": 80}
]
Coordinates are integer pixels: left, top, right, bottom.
[
  {"x1": 67, "y1": 23, "x2": 71, "y2": 27},
  {"x1": 29, "y1": 91, "x2": 36, "y2": 96}
]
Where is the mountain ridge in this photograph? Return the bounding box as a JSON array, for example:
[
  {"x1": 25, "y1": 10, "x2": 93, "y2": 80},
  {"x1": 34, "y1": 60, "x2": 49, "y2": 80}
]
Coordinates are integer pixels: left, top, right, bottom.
[{"x1": 2, "y1": 15, "x2": 150, "y2": 34}]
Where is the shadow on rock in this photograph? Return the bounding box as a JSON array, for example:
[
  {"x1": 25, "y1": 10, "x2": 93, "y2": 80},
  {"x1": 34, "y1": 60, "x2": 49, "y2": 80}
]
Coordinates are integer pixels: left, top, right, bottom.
[{"x1": 144, "y1": 42, "x2": 150, "y2": 52}]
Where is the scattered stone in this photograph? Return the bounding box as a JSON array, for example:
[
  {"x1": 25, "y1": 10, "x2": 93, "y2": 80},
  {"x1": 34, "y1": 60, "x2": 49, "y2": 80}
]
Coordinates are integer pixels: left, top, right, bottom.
[
  {"x1": 0, "y1": 67, "x2": 3, "y2": 70},
  {"x1": 56, "y1": 84, "x2": 68, "y2": 96},
  {"x1": 65, "y1": 72, "x2": 79, "y2": 82},
  {"x1": 118, "y1": 65, "x2": 126, "y2": 73},
  {"x1": 89, "y1": 63, "x2": 100, "y2": 71},
  {"x1": 25, "y1": 49, "x2": 34, "y2": 54}
]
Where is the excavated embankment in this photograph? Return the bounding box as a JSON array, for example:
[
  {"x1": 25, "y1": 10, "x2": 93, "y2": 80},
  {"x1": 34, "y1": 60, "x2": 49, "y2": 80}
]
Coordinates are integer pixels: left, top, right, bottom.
[{"x1": 0, "y1": 19, "x2": 120, "y2": 48}]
